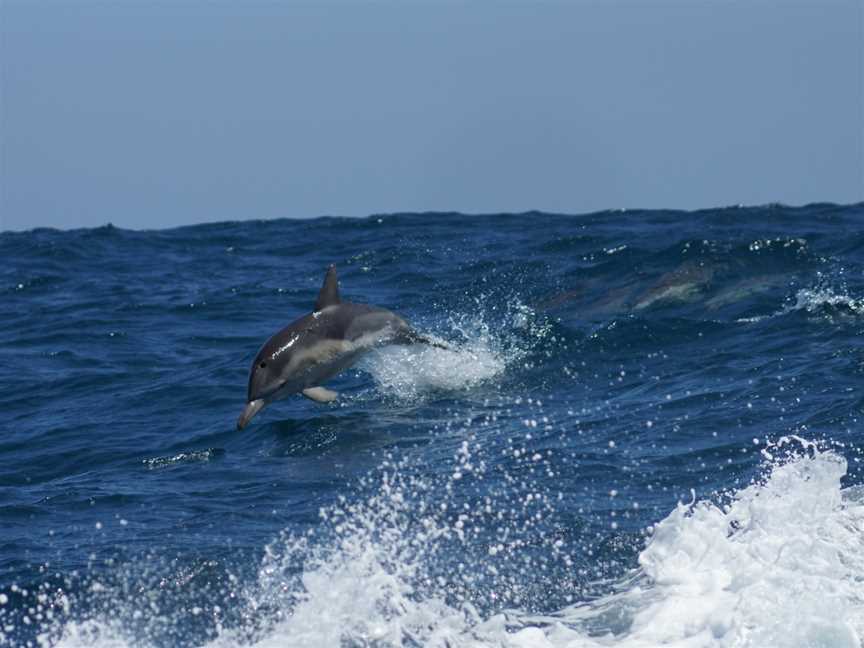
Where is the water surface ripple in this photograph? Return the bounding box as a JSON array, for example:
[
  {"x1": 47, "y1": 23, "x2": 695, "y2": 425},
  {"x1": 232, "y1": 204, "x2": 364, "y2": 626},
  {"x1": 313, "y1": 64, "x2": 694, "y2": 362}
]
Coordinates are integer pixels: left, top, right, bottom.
[{"x1": 3, "y1": 204, "x2": 864, "y2": 647}]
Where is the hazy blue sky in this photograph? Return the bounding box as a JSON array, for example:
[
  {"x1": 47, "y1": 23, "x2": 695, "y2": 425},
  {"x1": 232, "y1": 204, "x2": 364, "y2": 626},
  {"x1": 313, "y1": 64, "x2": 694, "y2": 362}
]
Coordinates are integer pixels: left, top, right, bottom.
[{"x1": 1, "y1": 1, "x2": 862, "y2": 230}]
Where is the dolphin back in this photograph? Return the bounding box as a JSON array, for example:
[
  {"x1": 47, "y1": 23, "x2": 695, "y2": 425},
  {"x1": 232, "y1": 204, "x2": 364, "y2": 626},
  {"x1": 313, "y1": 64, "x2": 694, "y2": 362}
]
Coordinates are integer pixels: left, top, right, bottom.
[{"x1": 330, "y1": 303, "x2": 412, "y2": 345}]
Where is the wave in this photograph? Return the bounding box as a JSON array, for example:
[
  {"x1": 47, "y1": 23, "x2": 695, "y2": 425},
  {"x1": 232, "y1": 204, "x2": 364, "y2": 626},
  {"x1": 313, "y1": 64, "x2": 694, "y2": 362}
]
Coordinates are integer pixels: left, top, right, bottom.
[
  {"x1": 21, "y1": 437, "x2": 861, "y2": 648},
  {"x1": 5, "y1": 205, "x2": 864, "y2": 648},
  {"x1": 790, "y1": 287, "x2": 864, "y2": 317},
  {"x1": 738, "y1": 286, "x2": 864, "y2": 323},
  {"x1": 523, "y1": 437, "x2": 864, "y2": 647}
]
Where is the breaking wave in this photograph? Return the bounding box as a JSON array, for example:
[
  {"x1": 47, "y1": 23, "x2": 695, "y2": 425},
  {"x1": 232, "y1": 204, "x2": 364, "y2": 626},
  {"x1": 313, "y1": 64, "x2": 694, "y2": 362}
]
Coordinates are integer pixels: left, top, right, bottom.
[{"x1": 24, "y1": 438, "x2": 864, "y2": 648}]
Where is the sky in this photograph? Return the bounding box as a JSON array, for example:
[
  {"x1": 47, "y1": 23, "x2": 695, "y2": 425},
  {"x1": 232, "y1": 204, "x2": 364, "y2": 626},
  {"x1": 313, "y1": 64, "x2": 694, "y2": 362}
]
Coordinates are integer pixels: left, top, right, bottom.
[{"x1": 1, "y1": 1, "x2": 862, "y2": 231}]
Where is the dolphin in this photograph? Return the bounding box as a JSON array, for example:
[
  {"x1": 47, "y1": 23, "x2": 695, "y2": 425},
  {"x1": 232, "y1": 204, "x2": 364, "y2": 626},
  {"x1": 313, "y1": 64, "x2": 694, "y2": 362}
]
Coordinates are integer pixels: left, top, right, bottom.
[{"x1": 237, "y1": 265, "x2": 440, "y2": 429}]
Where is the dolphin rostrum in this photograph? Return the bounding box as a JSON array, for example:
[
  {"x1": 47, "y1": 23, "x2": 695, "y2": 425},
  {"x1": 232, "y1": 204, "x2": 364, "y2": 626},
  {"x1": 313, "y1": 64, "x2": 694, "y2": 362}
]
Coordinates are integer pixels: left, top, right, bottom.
[{"x1": 237, "y1": 265, "x2": 441, "y2": 429}]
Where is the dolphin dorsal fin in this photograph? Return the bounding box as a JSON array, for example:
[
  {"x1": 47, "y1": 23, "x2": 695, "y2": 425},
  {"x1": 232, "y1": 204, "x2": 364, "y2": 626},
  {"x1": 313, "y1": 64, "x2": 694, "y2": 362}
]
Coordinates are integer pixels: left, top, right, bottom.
[{"x1": 314, "y1": 265, "x2": 341, "y2": 311}]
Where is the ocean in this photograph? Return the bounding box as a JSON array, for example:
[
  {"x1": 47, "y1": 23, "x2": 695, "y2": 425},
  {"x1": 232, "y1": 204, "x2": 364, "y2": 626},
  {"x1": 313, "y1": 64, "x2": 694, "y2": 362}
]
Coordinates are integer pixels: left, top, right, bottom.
[{"x1": 3, "y1": 203, "x2": 864, "y2": 647}]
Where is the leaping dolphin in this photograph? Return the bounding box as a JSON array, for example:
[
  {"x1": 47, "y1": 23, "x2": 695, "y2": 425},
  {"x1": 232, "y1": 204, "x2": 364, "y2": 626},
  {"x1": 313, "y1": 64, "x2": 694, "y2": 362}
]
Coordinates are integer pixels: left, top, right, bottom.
[{"x1": 237, "y1": 265, "x2": 440, "y2": 429}]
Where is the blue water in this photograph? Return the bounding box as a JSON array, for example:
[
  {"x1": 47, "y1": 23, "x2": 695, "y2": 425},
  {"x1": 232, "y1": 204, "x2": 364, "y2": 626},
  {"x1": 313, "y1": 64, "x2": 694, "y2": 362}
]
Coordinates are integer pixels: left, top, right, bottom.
[{"x1": 3, "y1": 204, "x2": 864, "y2": 647}]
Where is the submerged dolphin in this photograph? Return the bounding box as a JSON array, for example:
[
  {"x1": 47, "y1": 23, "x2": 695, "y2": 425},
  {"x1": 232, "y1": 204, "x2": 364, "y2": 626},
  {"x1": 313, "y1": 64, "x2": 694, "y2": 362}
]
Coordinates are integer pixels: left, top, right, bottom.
[{"x1": 237, "y1": 265, "x2": 438, "y2": 429}]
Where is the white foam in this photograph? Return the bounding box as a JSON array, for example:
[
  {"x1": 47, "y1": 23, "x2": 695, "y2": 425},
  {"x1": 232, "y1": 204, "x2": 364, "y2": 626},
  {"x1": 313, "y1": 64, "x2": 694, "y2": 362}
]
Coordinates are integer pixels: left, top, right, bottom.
[
  {"x1": 245, "y1": 440, "x2": 864, "y2": 648},
  {"x1": 510, "y1": 439, "x2": 864, "y2": 647},
  {"x1": 40, "y1": 621, "x2": 131, "y2": 648},
  {"x1": 738, "y1": 286, "x2": 864, "y2": 323},
  {"x1": 203, "y1": 468, "x2": 489, "y2": 648},
  {"x1": 362, "y1": 338, "x2": 507, "y2": 400},
  {"x1": 791, "y1": 287, "x2": 864, "y2": 316},
  {"x1": 361, "y1": 301, "x2": 544, "y2": 401},
  {"x1": 198, "y1": 439, "x2": 861, "y2": 648},
  {"x1": 36, "y1": 439, "x2": 864, "y2": 648}
]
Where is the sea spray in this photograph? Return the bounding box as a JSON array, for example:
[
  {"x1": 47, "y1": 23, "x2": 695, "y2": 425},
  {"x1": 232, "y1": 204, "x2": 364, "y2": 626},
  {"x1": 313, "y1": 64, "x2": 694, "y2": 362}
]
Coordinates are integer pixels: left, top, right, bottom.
[
  {"x1": 514, "y1": 439, "x2": 864, "y2": 647},
  {"x1": 362, "y1": 298, "x2": 552, "y2": 402}
]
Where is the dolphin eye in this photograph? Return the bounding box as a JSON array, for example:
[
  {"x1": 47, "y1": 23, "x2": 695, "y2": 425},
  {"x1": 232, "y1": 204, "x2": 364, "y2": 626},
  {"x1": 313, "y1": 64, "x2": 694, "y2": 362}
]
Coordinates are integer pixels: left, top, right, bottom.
[{"x1": 259, "y1": 362, "x2": 267, "y2": 369}]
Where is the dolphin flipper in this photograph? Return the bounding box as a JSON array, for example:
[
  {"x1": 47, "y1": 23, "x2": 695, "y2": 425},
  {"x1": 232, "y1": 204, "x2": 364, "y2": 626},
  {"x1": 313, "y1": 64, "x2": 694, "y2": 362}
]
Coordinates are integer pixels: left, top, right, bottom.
[{"x1": 302, "y1": 387, "x2": 339, "y2": 403}]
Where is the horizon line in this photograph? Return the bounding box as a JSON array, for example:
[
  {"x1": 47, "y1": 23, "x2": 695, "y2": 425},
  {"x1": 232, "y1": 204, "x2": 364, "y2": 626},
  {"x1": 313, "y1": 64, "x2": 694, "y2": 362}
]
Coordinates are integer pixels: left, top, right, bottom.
[{"x1": 2, "y1": 200, "x2": 861, "y2": 235}]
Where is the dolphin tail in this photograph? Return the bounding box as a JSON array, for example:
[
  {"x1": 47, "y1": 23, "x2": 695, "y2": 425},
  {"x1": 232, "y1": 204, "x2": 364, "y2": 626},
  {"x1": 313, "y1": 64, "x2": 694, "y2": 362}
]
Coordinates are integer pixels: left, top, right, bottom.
[{"x1": 398, "y1": 329, "x2": 452, "y2": 350}]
